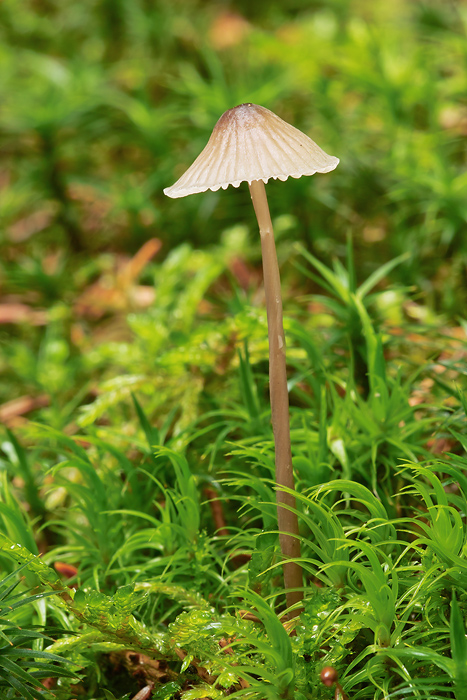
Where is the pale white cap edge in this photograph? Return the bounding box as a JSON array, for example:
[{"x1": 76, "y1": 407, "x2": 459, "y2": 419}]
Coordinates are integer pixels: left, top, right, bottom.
[{"x1": 164, "y1": 157, "x2": 340, "y2": 199}]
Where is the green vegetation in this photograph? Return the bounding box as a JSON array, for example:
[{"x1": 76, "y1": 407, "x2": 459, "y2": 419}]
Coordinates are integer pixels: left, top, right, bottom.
[{"x1": 1, "y1": 1, "x2": 467, "y2": 698}]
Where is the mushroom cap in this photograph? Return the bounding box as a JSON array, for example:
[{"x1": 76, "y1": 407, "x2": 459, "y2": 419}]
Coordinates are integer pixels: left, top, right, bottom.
[{"x1": 164, "y1": 103, "x2": 339, "y2": 198}]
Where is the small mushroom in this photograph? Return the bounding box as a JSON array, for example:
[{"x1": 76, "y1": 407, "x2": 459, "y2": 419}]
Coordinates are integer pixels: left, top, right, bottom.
[
  {"x1": 164, "y1": 103, "x2": 338, "y2": 197},
  {"x1": 164, "y1": 103, "x2": 339, "y2": 613}
]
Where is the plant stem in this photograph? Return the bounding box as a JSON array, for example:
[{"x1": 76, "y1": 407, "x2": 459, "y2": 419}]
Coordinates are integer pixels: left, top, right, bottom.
[
  {"x1": 41, "y1": 130, "x2": 83, "y2": 252},
  {"x1": 248, "y1": 179, "x2": 303, "y2": 614}
]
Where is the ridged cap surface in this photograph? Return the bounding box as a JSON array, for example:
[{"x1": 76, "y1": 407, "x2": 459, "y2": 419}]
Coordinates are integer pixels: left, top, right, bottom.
[{"x1": 164, "y1": 103, "x2": 339, "y2": 198}]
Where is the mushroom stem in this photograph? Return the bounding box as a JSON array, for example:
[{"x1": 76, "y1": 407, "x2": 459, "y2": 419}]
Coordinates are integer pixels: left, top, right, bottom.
[{"x1": 248, "y1": 179, "x2": 303, "y2": 614}]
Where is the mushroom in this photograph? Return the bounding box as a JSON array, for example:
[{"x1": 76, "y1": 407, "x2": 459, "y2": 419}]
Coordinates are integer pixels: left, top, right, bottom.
[{"x1": 164, "y1": 103, "x2": 339, "y2": 613}]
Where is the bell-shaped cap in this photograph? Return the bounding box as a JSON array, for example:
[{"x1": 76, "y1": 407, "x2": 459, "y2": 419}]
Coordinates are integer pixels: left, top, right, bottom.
[{"x1": 164, "y1": 103, "x2": 339, "y2": 198}]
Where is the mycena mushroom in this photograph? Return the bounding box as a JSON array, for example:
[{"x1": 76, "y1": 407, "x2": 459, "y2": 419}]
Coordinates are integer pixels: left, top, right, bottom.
[{"x1": 164, "y1": 103, "x2": 339, "y2": 613}]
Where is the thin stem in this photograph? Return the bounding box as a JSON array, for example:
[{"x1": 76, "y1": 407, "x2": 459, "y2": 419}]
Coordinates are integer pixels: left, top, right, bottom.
[
  {"x1": 40, "y1": 130, "x2": 83, "y2": 252},
  {"x1": 248, "y1": 179, "x2": 303, "y2": 614}
]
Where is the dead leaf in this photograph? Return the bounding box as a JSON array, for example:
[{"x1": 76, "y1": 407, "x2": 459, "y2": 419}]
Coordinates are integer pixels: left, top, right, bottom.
[
  {"x1": 54, "y1": 562, "x2": 79, "y2": 579},
  {"x1": 0, "y1": 303, "x2": 48, "y2": 325},
  {"x1": 209, "y1": 11, "x2": 250, "y2": 49},
  {"x1": 0, "y1": 395, "x2": 50, "y2": 426},
  {"x1": 75, "y1": 238, "x2": 161, "y2": 319},
  {"x1": 131, "y1": 685, "x2": 153, "y2": 700},
  {"x1": 8, "y1": 207, "x2": 55, "y2": 243}
]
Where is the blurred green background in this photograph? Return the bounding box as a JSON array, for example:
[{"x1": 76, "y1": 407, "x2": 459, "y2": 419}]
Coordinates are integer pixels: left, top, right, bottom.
[
  {"x1": 1, "y1": 6, "x2": 466, "y2": 697},
  {"x1": 1, "y1": 1, "x2": 466, "y2": 422},
  {"x1": 1, "y1": 0, "x2": 465, "y2": 287}
]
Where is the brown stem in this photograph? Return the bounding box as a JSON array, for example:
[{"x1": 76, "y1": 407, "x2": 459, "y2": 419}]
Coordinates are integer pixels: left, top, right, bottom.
[
  {"x1": 204, "y1": 486, "x2": 229, "y2": 537},
  {"x1": 248, "y1": 179, "x2": 303, "y2": 614}
]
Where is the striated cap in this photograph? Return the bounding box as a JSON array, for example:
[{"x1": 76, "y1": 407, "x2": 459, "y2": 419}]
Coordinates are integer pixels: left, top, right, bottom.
[{"x1": 164, "y1": 103, "x2": 339, "y2": 198}]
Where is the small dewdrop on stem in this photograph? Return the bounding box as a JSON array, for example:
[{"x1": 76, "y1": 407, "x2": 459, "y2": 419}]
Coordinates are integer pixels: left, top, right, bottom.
[
  {"x1": 320, "y1": 666, "x2": 339, "y2": 687},
  {"x1": 320, "y1": 666, "x2": 348, "y2": 700},
  {"x1": 164, "y1": 103, "x2": 339, "y2": 615}
]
